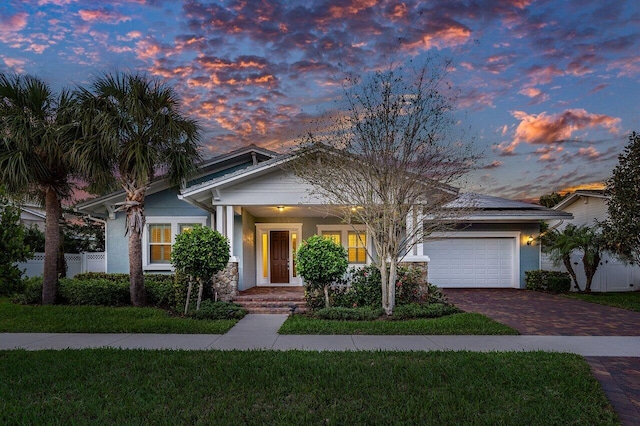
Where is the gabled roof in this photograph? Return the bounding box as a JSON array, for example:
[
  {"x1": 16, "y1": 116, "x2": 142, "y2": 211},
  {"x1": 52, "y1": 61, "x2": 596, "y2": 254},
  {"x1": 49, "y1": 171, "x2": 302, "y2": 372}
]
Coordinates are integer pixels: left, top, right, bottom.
[
  {"x1": 180, "y1": 143, "x2": 459, "y2": 201},
  {"x1": 553, "y1": 190, "x2": 608, "y2": 211},
  {"x1": 75, "y1": 144, "x2": 278, "y2": 217}
]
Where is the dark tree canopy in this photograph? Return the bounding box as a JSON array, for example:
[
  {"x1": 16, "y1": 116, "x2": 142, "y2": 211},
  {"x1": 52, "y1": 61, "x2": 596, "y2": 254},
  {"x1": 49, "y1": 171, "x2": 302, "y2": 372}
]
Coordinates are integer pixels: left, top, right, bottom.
[
  {"x1": 603, "y1": 131, "x2": 640, "y2": 265},
  {"x1": 538, "y1": 192, "x2": 568, "y2": 208}
]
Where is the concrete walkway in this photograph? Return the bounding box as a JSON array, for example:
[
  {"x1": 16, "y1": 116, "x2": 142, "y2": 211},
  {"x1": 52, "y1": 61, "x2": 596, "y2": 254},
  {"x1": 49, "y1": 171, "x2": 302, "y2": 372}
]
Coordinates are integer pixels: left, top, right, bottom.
[{"x1": 2, "y1": 314, "x2": 640, "y2": 355}]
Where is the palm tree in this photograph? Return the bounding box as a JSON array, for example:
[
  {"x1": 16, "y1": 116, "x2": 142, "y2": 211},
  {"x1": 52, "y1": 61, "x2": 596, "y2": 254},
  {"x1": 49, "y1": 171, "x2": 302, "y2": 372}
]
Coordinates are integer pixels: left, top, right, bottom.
[
  {"x1": 542, "y1": 224, "x2": 581, "y2": 291},
  {"x1": 572, "y1": 225, "x2": 605, "y2": 293},
  {"x1": 543, "y1": 224, "x2": 605, "y2": 292},
  {"x1": 0, "y1": 74, "x2": 78, "y2": 304},
  {"x1": 75, "y1": 72, "x2": 201, "y2": 306}
]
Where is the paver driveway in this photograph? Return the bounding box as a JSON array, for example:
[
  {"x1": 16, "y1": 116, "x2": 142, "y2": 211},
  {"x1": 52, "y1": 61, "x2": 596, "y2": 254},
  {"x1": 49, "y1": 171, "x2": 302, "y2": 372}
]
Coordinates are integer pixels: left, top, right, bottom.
[
  {"x1": 443, "y1": 288, "x2": 640, "y2": 336},
  {"x1": 444, "y1": 288, "x2": 640, "y2": 425}
]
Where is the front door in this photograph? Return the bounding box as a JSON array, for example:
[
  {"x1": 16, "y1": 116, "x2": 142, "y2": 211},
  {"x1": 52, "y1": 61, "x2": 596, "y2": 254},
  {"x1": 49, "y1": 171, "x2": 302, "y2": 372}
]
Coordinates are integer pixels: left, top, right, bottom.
[{"x1": 270, "y1": 231, "x2": 290, "y2": 283}]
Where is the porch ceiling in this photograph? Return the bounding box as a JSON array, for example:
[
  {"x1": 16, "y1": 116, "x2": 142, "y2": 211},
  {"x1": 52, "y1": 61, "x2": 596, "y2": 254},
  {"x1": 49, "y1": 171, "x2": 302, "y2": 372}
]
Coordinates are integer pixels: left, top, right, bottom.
[{"x1": 242, "y1": 204, "x2": 342, "y2": 218}]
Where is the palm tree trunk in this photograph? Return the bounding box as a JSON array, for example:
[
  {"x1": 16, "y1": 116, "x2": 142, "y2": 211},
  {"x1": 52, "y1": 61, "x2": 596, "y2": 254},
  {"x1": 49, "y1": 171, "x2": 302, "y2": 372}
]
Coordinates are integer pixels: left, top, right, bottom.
[
  {"x1": 42, "y1": 188, "x2": 61, "y2": 305},
  {"x1": 562, "y1": 256, "x2": 580, "y2": 292},
  {"x1": 127, "y1": 207, "x2": 146, "y2": 306},
  {"x1": 583, "y1": 253, "x2": 601, "y2": 293}
]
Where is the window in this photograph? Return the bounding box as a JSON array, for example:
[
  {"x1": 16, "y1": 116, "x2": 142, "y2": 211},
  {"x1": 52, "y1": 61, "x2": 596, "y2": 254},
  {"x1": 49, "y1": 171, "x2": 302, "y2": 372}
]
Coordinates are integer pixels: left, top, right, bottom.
[
  {"x1": 317, "y1": 225, "x2": 368, "y2": 265},
  {"x1": 348, "y1": 231, "x2": 366, "y2": 264},
  {"x1": 322, "y1": 231, "x2": 341, "y2": 244},
  {"x1": 149, "y1": 224, "x2": 172, "y2": 264},
  {"x1": 143, "y1": 217, "x2": 208, "y2": 270}
]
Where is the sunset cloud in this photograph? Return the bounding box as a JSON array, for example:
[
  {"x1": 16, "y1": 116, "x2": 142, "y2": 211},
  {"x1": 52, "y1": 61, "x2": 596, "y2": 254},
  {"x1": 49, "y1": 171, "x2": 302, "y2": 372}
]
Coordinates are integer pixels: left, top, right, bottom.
[
  {"x1": 515, "y1": 109, "x2": 619, "y2": 144},
  {"x1": 78, "y1": 9, "x2": 131, "y2": 24},
  {"x1": 0, "y1": 0, "x2": 637, "y2": 201},
  {"x1": 0, "y1": 12, "x2": 28, "y2": 33}
]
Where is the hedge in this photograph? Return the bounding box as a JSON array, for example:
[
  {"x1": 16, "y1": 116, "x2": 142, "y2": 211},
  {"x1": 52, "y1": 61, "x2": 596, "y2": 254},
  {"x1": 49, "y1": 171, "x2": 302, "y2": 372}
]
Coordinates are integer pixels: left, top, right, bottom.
[{"x1": 525, "y1": 270, "x2": 571, "y2": 293}]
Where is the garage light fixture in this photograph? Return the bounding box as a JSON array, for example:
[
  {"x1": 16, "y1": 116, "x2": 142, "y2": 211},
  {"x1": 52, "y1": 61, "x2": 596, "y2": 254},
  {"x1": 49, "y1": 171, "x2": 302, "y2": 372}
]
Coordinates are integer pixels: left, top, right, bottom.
[{"x1": 526, "y1": 235, "x2": 535, "y2": 246}]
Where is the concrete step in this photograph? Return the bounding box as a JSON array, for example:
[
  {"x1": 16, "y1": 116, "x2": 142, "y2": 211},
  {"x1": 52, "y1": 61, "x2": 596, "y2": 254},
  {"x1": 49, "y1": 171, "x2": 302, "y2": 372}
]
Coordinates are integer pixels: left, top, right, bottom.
[{"x1": 234, "y1": 299, "x2": 307, "y2": 314}]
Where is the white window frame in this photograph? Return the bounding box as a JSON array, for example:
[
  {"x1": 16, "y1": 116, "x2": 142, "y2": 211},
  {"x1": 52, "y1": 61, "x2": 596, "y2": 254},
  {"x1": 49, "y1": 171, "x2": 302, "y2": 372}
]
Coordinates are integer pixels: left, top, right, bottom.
[
  {"x1": 142, "y1": 216, "x2": 208, "y2": 271},
  {"x1": 316, "y1": 224, "x2": 371, "y2": 266}
]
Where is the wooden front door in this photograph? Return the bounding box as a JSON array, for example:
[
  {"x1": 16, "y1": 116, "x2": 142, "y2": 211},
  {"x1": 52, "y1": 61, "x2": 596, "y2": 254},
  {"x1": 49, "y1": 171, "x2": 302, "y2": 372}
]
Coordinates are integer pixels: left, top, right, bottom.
[{"x1": 270, "y1": 231, "x2": 289, "y2": 283}]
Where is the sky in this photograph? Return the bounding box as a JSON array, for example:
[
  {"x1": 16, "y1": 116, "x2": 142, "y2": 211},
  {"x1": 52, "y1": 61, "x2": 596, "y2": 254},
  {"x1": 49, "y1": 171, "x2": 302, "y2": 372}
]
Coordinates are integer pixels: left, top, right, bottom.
[{"x1": 1, "y1": 0, "x2": 639, "y2": 201}]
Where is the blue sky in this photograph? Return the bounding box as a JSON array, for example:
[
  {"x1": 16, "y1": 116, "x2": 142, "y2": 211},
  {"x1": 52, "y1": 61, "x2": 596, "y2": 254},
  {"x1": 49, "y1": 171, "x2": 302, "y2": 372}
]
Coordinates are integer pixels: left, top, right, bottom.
[{"x1": 1, "y1": 0, "x2": 639, "y2": 201}]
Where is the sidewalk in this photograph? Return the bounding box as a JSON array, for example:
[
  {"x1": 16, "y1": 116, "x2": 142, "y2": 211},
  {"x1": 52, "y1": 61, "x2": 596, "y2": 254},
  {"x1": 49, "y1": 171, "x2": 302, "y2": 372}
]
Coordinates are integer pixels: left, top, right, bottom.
[{"x1": 2, "y1": 314, "x2": 640, "y2": 355}]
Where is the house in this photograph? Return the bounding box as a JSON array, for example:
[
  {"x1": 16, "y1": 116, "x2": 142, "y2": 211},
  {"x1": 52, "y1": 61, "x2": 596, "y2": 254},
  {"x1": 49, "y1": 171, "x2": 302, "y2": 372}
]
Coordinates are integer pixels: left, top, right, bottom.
[
  {"x1": 545, "y1": 190, "x2": 640, "y2": 292},
  {"x1": 18, "y1": 202, "x2": 46, "y2": 231},
  {"x1": 75, "y1": 145, "x2": 572, "y2": 296}
]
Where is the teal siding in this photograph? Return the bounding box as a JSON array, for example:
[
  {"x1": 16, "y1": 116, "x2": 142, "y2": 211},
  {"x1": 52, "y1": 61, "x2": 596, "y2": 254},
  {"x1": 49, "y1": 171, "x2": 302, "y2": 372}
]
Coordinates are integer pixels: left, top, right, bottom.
[{"x1": 106, "y1": 212, "x2": 129, "y2": 273}]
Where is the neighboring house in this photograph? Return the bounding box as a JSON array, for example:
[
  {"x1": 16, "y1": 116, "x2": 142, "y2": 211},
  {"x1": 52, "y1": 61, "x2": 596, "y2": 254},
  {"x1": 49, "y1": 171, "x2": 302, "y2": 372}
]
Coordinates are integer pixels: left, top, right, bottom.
[
  {"x1": 18, "y1": 202, "x2": 46, "y2": 231},
  {"x1": 546, "y1": 190, "x2": 640, "y2": 292},
  {"x1": 75, "y1": 145, "x2": 571, "y2": 294}
]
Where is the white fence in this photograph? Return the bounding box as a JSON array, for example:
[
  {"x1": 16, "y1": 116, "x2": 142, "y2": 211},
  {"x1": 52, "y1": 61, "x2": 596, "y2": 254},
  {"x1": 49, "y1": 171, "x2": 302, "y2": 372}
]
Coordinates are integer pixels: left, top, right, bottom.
[
  {"x1": 17, "y1": 252, "x2": 106, "y2": 278},
  {"x1": 541, "y1": 252, "x2": 639, "y2": 292}
]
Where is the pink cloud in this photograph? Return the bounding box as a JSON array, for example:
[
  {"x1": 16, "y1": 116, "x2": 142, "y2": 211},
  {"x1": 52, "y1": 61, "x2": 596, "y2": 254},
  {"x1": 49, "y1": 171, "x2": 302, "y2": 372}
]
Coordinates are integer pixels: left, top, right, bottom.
[
  {"x1": 78, "y1": 9, "x2": 131, "y2": 24},
  {"x1": 534, "y1": 146, "x2": 563, "y2": 162},
  {"x1": 511, "y1": 109, "x2": 620, "y2": 145},
  {"x1": 0, "y1": 12, "x2": 28, "y2": 33},
  {"x1": 496, "y1": 109, "x2": 621, "y2": 156},
  {"x1": 1, "y1": 56, "x2": 27, "y2": 73},
  {"x1": 576, "y1": 146, "x2": 600, "y2": 160},
  {"x1": 518, "y1": 87, "x2": 549, "y2": 104}
]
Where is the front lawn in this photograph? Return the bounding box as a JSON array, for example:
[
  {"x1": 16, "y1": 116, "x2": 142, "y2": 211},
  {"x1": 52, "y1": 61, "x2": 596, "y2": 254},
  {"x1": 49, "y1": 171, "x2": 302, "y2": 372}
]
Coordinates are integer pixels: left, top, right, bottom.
[
  {"x1": 0, "y1": 298, "x2": 237, "y2": 334},
  {"x1": 279, "y1": 312, "x2": 518, "y2": 335},
  {"x1": 0, "y1": 350, "x2": 617, "y2": 425},
  {"x1": 563, "y1": 291, "x2": 640, "y2": 313}
]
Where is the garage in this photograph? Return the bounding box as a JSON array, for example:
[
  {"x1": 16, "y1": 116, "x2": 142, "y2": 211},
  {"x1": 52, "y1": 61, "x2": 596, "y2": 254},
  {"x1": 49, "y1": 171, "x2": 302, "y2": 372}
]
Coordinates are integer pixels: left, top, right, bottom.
[{"x1": 424, "y1": 235, "x2": 518, "y2": 288}]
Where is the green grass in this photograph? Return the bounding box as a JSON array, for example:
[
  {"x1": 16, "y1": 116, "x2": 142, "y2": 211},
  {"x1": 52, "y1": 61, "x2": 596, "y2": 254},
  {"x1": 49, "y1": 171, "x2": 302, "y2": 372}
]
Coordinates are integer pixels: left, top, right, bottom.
[
  {"x1": 279, "y1": 312, "x2": 519, "y2": 335},
  {"x1": 0, "y1": 298, "x2": 237, "y2": 334},
  {"x1": 563, "y1": 291, "x2": 640, "y2": 312},
  {"x1": 0, "y1": 350, "x2": 617, "y2": 425}
]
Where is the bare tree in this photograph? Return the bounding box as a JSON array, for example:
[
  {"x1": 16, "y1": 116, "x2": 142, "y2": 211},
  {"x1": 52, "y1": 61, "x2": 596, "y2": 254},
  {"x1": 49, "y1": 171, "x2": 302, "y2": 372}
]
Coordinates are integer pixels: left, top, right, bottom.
[{"x1": 291, "y1": 60, "x2": 476, "y2": 314}]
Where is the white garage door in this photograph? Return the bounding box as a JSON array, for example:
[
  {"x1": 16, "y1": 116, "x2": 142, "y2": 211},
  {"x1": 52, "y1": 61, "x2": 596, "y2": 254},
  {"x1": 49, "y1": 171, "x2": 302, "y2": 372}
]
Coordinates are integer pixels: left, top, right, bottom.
[{"x1": 424, "y1": 238, "x2": 516, "y2": 288}]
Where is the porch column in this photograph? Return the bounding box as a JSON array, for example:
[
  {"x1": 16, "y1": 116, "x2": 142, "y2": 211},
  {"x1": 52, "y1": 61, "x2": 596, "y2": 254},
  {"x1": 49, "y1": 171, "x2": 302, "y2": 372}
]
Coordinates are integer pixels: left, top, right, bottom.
[
  {"x1": 405, "y1": 207, "x2": 427, "y2": 259},
  {"x1": 216, "y1": 206, "x2": 224, "y2": 234},
  {"x1": 226, "y1": 205, "x2": 235, "y2": 259}
]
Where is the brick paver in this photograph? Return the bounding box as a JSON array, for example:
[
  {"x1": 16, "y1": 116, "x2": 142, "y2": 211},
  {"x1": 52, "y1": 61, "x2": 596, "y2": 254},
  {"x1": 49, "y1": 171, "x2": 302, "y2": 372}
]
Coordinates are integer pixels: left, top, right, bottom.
[
  {"x1": 443, "y1": 289, "x2": 640, "y2": 425},
  {"x1": 443, "y1": 288, "x2": 640, "y2": 336}
]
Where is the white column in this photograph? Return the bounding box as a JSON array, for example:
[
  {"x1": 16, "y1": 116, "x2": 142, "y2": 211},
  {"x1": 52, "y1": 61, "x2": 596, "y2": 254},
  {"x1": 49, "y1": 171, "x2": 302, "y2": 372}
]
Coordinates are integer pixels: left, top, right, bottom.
[
  {"x1": 216, "y1": 206, "x2": 225, "y2": 234},
  {"x1": 226, "y1": 205, "x2": 235, "y2": 258}
]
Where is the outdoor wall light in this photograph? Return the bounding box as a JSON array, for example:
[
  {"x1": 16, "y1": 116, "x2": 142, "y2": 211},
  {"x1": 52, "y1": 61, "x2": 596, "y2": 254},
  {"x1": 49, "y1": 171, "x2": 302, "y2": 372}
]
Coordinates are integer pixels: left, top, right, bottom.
[
  {"x1": 526, "y1": 235, "x2": 535, "y2": 246},
  {"x1": 277, "y1": 206, "x2": 285, "y2": 212}
]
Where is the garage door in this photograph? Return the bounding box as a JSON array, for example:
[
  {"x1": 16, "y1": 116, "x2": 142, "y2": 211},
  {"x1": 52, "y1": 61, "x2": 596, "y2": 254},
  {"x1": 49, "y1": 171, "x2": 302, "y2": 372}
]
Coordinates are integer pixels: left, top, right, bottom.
[{"x1": 424, "y1": 238, "x2": 516, "y2": 288}]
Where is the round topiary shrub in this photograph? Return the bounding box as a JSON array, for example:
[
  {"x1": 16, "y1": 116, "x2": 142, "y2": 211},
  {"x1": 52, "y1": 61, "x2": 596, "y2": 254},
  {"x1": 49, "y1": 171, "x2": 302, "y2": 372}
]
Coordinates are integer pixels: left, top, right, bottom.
[
  {"x1": 171, "y1": 225, "x2": 230, "y2": 314},
  {"x1": 297, "y1": 235, "x2": 348, "y2": 308}
]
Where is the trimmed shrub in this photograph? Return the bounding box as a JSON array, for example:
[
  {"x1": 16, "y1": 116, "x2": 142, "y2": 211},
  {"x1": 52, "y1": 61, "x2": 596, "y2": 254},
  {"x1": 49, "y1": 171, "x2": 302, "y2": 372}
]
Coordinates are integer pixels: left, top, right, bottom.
[
  {"x1": 297, "y1": 235, "x2": 348, "y2": 308},
  {"x1": 187, "y1": 300, "x2": 247, "y2": 320},
  {"x1": 348, "y1": 265, "x2": 382, "y2": 308},
  {"x1": 145, "y1": 275, "x2": 176, "y2": 308},
  {"x1": 422, "y1": 282, "x2": 450, "y2": 305},
  {"x1": 526, "y1": 270, "x2": 571, "y2": 293},
  {"x1": 73, "y1": 272, "x2": 129, "y2": 282},
  {"x1": 391, "y1": 303, "x2": 461, "y2": 320},
  {"x1": 313, "y1": 306, "x2": 384, "y2": 321},
  {"x1": 395, "y1": 266, "x2": 422, "y2": 305},
  {"x1": 58, "y1": 278, "x2": 129, "y2": 306},
  {"x1": 15, "y1": 277, "x2": 43, "y2": 304}
]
